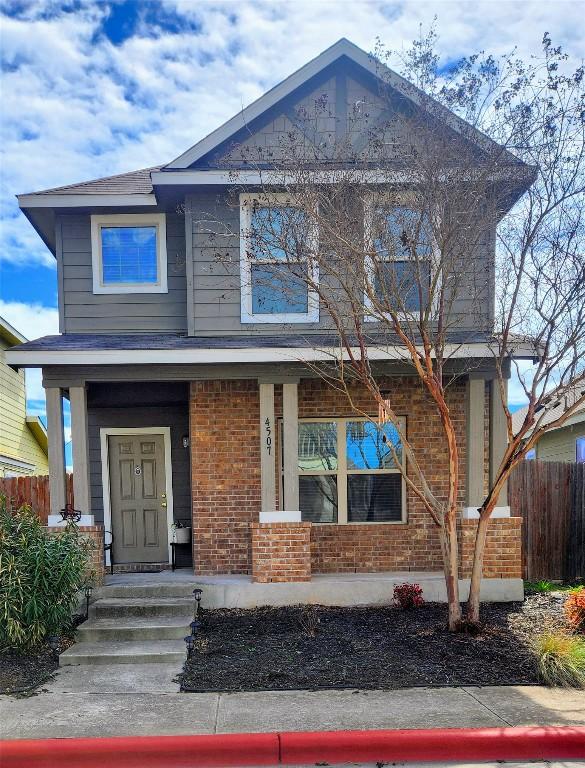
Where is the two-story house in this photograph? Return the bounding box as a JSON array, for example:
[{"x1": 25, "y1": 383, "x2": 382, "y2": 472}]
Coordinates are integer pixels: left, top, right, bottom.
[{"x1": 7, "y1": 40, "x2": 530, "y2": 600}]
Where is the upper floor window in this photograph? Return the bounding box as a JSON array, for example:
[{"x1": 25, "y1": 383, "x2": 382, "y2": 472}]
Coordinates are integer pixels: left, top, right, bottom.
[
  {"x1": 240, "y1": 194, "x2": 319, "y2": 323},
  {"x1": 91, "y1": 213, "x2": 167, "y2": 294},
  {"x1": 577, "y1": 436, "x2": 585, "y2": 463},
  {"x1": 364, "y1": 202, "x2": 435, "y2": 319}
]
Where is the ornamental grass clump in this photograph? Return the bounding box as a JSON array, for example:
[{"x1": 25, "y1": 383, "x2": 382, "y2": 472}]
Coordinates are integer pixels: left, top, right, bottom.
[
  {"x1": 0, "y1": 497, "x2": 90, "y2": 650},
  {"x1": 534, "y1": 632, "x2": 585, "y2": 688},
  {"x1": 565, "y1": 588, "x2": 585, "y2": 632}
]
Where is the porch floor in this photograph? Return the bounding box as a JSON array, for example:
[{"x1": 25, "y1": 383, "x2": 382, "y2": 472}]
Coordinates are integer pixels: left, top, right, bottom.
[{"x1": 101, "y1": 570, "x2": 523, "y2": 607}]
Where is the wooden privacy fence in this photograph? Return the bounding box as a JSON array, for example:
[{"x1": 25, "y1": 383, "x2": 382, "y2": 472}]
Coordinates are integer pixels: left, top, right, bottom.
[
  {"x1": 0, "y1": 474, "x2": 74, "y2": 524},
  {"x1": 509, "y1": 460, "x2": 585, "y2": 582}
]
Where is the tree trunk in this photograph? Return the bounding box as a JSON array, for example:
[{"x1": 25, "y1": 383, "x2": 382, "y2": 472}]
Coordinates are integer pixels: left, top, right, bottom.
[
  {"x1": 440, "y1": 510, "x2": 462, "y2": 631},
  {"x1": 465, "y1": 512, "x2": 491, "y2": 625}
]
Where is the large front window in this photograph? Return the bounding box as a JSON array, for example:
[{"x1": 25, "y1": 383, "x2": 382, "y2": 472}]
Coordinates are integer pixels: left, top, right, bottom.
[
  {"x1": 294, "y1": 417, "x2": 405, "y2": 524},
  {"x1": 240, "y1": 194, "x2": 319, "y2": 323}
]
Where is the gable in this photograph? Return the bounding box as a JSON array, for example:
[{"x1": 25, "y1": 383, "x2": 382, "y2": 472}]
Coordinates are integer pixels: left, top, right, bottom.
[
  {"x1": 165, "y1": 38, "x2": 514, "y2": 172},
  {"x1": 194, "y1": 64, "x2": 469, "y2": 169}
]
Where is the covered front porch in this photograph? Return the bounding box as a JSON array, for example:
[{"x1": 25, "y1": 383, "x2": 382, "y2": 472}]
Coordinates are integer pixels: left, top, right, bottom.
[
  {"x1": 99, "y1": 569, "x2": 524, "y2": 606},
  {"x1": 41, "y1": 362, "x2": 518, "y2": 588}
]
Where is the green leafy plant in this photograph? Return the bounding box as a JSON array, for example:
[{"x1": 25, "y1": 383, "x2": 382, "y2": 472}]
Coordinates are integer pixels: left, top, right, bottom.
[
  {"x1": 525, "y1": 580, "x2": 555, "y2": 593},
  {"x1": 0, "y1": 497, "x2": 90, "y2": 650},
  {"x1": 534, "y1": 632, "x2": 585, "y2": 688}
]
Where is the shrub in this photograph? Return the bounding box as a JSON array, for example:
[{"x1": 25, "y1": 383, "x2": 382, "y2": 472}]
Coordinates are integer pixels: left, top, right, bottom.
[
  {"x1": 393, "y1": 583, "x2": 424, "y2": 610},
  {"x1": 0, "y1": 498, "x2": 90, "y2": 650},
  {"x1": 565, "y1": 588, "x2": 585, "y2": 632},
  {"x1": 534, "y1": 632, "x2": 585, "y2": 688}
]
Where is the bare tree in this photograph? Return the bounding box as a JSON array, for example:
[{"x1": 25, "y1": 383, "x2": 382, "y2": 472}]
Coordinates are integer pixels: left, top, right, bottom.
[{"x1": 191, "y1": 29, "x2": 584, "y2": 629}]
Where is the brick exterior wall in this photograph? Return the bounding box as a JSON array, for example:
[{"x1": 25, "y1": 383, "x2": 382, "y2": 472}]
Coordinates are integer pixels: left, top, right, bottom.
[
  {"x1": 291, "y1": 377, "x2": 466, "y2": 574},
  {"x1": 250, "y1": 522, "x2": 312, "y2": 582},
  {"x1": 190, "y1": 380, "x2": 260, "y2": 574},
  {"x1": 189, "y1": 375, "x2": 521, "y2": 581},
  {"x1": 459, "y1": 517, "x2": 523, "y2": 578},
  {"x1": 46, "y1": 524, "x2": 105, "y2": 586}
]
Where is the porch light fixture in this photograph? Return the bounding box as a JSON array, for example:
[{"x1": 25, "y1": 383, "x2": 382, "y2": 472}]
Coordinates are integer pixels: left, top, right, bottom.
[
  {"x1": 193, "y1": 588, "x2": 203, "y2": 618},
  {"x1": 84, "y1": 585, "x2": 93, "y2": 620},
  {"x1": 184, "y1": 634, "x2": 195, "y2": 659},
  {"x1": 47, "y1": 635, "x2": 60, "y2": 660}
]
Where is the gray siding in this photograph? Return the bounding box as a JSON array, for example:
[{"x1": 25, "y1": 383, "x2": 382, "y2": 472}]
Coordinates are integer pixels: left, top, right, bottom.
[
  {"x1": 58, "y1": 211, "x2": 187, "y2": 334},
  {"x1": 536, "y1": 422, "x2": 585, "y2": 462},
  {"x1": 87, "y1": 382, "x2": 190, "y2": 525},
  {"x1": 188, "y1": 191, "x2": 493, "y2": 336}
]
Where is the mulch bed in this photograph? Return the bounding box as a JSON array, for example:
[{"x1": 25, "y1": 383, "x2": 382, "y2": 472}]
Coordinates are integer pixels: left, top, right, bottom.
[
  {"x1": 0, "y1": 617, "x2": 83, "y2": 696},
  {"x1": 180, "y1": 593, "x2": 567, "y2": 692}
]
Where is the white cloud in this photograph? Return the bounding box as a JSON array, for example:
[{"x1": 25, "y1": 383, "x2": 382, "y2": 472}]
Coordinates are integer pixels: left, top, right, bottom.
[
  {"x1": 1, "y1": 1, "x2": 583, "y2": 267},
  {"x1": 0, "y1": 300, "x2": 58, "y2": 339}
]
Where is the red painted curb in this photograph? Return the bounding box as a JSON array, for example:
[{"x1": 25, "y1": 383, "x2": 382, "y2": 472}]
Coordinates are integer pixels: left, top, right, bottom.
[
  {"x1": 0, "y1": 732, "x2": 279, "y2": 768},
  {"x1": 1, "y1": 726, "x2": 584, "y2": 768},
  {"x1": 280, "y1": 726, "x2": 585, "y2": 764}
]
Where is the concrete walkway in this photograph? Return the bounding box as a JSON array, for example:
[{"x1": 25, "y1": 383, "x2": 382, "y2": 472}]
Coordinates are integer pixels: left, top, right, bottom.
[{"x1": 1, "y1": 664, "x2": 585, "y2": 740}]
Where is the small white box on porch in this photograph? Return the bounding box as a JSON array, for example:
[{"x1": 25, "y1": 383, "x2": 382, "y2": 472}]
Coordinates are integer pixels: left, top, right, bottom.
[{"x1": 259, "y1": 510, "x2": 302, "y2": 523}]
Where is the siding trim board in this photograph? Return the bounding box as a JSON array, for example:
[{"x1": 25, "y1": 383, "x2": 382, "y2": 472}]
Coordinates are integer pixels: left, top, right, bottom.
[{"x1": 8, "y1": 341, "x2": 536, "y2": 368}]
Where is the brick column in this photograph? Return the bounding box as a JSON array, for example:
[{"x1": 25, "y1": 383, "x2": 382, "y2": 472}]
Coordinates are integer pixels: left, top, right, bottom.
[
  {"x1": 250, "y1": 522, "x2": 311, "y2": 583},
  {"x1": 47, "y1": 524, "x2": 105, "y2": 586},
  {"x1": 459, "y1": 517, "x2": 522, "y2": 579}
]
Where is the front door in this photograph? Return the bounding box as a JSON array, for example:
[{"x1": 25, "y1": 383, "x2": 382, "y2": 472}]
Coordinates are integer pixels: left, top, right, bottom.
[{"x1": 108, "y1": 434, "x2": 169, "y2": 564}]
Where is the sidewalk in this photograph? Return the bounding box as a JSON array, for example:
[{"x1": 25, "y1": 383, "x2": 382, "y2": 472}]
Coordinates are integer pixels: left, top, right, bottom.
[{"x1": 1, "y1": 664, "x2": 584, "y2": 740}]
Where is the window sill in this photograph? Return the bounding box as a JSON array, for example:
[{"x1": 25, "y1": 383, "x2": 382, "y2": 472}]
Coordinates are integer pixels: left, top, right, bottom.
[
  {"x1": 241, "y1": 311, "x2": 319, "y2": 324},
  {"x1": 93, "y1": 284, "x2": 168, "y2": 295}
]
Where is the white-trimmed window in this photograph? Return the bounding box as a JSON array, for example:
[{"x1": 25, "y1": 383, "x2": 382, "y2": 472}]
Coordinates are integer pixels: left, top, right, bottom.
[
  {"x1": 364, "y1": 201, "x2": 436, "y2": 320},
  {"x1": 283, "y1": 416, "x2": 406, "y2": 524},
  {"x1": 91, "y1": 213, "x2": 167, "y2": 294},
  {"x1": 577, "y1": 436, "x2": 585, "y2": 463},
  {"x1": 240, "y1": 193, "x2": 319, "y2": 323}
]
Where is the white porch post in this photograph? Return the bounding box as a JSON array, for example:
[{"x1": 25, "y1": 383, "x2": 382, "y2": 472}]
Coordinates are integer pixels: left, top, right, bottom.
[
  {"x1": 69, "y1": 385, "x2": 91, "y2": 514},
  {"x1": 464, "y1": 377, "x2": 485, "y2": 517},
  {"x1": 490, "y1": 378, "x2": 509, "y2": 510},
  {"x1": 45, "y1": 386, "x2": 66, "y2": 516},
  {"x1": 259, "y1": 382, "x2": 276, "y2": 512},
  {"x1": 282, "y1": 382, "x2": 299, "y2": 511}
]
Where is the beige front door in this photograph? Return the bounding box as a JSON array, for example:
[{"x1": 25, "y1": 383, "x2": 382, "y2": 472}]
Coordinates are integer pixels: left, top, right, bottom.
[{"x1": 108, "y1": 434, "x2": 169, "y2": 564}]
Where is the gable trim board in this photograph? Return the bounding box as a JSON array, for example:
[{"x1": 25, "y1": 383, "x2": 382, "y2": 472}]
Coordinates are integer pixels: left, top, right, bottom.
[
  {"x1": 165, "y1": 38, "x2": 518, "y2": 171},
  {"x1": 99, "y1": 426, "x2": 174, "y2": 566},
  {"x1": 17, "y1": 194, "x2": 157, "y2": 208}
]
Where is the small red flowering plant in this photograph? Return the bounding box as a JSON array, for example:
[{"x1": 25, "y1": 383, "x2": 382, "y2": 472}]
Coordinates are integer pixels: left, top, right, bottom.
[{"x1": 393, "y1": 582, "x2": 424, "y2": 610}]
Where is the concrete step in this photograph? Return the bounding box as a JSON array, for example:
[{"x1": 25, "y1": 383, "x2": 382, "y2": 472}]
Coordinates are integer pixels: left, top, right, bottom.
[
  {"x1": 100, "y1": 583, "x2": 200, "y2": 599},
  {"x1": 59, "y1": 640, "x2": 186, "y2": 666},
  {"x1": 76, "y1": 616, "x2": 192, "y2": 642},
  {"x1": 94, "y1": 597, "x2": 194, "y2": 619}
]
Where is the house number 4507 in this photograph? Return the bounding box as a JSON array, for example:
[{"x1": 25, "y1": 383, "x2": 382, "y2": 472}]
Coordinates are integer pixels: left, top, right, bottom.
[{"x1": 264, "y1": 417, "x2": 272, "y2": 456}]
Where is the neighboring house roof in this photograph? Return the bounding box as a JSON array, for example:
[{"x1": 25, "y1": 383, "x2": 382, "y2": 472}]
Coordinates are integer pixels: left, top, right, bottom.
[
  {"x1": 512, "y1": 382, "x2": 585, "y2": 434},
  {"x1": 0, "y1": 316, "x2": 27, "y2": 346}
]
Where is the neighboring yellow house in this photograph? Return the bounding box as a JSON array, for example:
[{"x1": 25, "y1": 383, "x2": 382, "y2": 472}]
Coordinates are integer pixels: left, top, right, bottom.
[{"x1": 0, "y1": 316, "x2": 49, "y2": 477}]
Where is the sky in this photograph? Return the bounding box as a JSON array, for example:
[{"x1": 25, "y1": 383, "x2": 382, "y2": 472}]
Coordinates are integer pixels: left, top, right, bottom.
[{"x1": 1, "y1": 0, "x2": 584, "y2": 449}]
